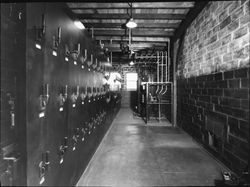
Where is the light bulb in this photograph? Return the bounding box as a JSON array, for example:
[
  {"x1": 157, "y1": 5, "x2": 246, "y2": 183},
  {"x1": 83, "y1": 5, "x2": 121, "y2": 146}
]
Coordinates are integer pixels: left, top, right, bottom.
[
  {"x1": 126, "y1": 18, "x2": 137, "y2": 28},
  {"x1": 74, "y1": 20, "x2": 85, "y2": 30},
  {"x1": 35, "y1": 43, "x2": 42, "y2": 50},
  {"x1": 52, "y1": 50, "x2": 57, "y2": 56}
]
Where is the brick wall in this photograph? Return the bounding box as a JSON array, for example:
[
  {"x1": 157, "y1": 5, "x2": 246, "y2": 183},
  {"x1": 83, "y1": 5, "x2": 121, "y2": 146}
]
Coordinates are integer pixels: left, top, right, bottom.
[
  {"x1": 177, "y1": 1, "x2": 249, "y2": 78},
  {"x1": 176, "y1": 1, "x2": 249, "y2": 175}
]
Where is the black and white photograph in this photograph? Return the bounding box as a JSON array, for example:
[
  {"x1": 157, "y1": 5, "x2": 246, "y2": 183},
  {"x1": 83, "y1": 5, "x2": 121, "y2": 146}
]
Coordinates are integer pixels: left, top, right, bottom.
[{"x1": 0, "y1": 1, "x2": 249, "y2": 186}]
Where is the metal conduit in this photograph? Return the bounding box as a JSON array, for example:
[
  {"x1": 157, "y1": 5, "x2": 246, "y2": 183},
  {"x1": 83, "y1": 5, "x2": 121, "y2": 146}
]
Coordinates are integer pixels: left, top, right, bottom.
[
  {"x1": 161, "y1": 51, "x2": 168, "y2": 95},
  {"x1": 159, "y1": 51, "x2": 164, "y2": 95},
  {"x1": 155, "y1": 51, "x2": 160, "y2": 94}
]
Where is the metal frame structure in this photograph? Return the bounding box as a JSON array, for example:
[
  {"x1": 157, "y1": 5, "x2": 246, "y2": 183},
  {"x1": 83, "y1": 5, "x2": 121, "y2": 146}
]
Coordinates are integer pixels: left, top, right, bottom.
[{"x1": 138, "y1": 43, "x2": 172, "y2": 124}]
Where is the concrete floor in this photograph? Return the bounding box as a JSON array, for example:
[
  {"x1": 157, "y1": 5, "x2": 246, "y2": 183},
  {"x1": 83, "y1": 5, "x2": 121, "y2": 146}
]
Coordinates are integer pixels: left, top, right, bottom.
[{"x1": 77, "y1": 108, "x2": 227, "y2": 186}]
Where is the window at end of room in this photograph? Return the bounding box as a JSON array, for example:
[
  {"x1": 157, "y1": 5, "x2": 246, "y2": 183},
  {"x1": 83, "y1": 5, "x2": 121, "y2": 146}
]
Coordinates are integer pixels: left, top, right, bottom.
[{"x1": 125, "y1": 72, "x2": 138, "y2": 91}]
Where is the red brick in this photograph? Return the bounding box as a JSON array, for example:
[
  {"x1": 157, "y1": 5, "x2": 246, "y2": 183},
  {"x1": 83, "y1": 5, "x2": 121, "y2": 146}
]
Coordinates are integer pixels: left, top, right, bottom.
[
  {"x1": 245, "y1": 0, "x2": 250, "y2": 14},
  {"x1": 228, "y1": 116, "x2": 238, "y2": 126},
  {"x1": 209, "y1": 108, "x2": 228, "y2": 121},
  {"x1": 241, "y1": 99, "x2": 249, "y2": 109},
  {"x1": 239, "y1": 120, "x2": 249, "y2": 129},
  {"x1": 202, "y1": 89, "x2": 208, "y2": 95},
  {"x1": 198, "y1": 95, "x2": 210, "y2": 102},
  {"x1": 221, "y1": 98, "x2": 241, "y2": 108},
  {"x1": 207, "y1": 41, "x2": 221, "y2": 51},
  {"x1": 228, "y1": 79, "x2": 240, "y2": 88},
  {"x1": 219, "y1": 9, "x2": 229, "y2": 22},
  {"x1": 239, "y1": 58, "x2": 249, "y2": 68},
  {"x1": 214, "y1": 89, "x2": 223, "y2": 96},
  {"x1": 235, "y1": 68, "x2": 248, "y2": 78},
  {"x1": 229, "y1": 1, "x2": 241, "y2": 12},
  {"x1": 223, "y1": 1, "x2": 233, "y2": 9},
  {"x1": 229, "y1": 40, "x2": 241, "y2": 51},
  {"x1": 208, "y1": 34, "x2": 217, "y2": 44},
  {"x1": 234, "y1": 48, "x2": 248, "y2": 59},
  {"x1": 240, "y1": 78, "x2": 249, "y2": 88},
  {"x1": 208, "y1": 89, "x2": 214, "y2": 95},
  {"x1": 215, "y1": 104, "x2": 233, "y2": 115},
  {"x1": 240, "y1": 14, "x2": 250, "y2": 25},
  {"x1": 233, "y1": 26, "x2": 248, "y2": 39},
  {"x1": 224, "y1": 88, "x2": 235, "y2": 97},
  {"x1": 224, "y1": 70, "x2": 234, "y2": 79},
  {"x1": 211, "y1": 96, "x2": 219, "y2": 104},
  {"x1": 214, "y1": 72, "x2": 223, "y2": 80},
  {"x1": 232, "y1": 108, "x2": 248, "y2": 119},
  {"x1": 228, "y1": 135, "x2": 249, "y2": 162},
  {"x1": 234, "y1": 89, "x2": 249, "y2": 99},
  {"x1": 223, "y1": 53, "x2": 233, "y2": 62},
  {"x1": 227, "y1": 19, "x2": 239, "y2": 32},
  {"x1": 220, "y1": 16, "x2": 232, "y2": 30},
  {"x1": 228, "y1": 60, "x2": 239, "y2": 70},
  {"x1": 217, "y1": 80, "x2": 228, "y2": 88},
  {"x1": 213, "y1": 25, "x2": 220, "y2": 34},
  {"x1": 231, "y1": 7, "x2": 244, "y2": 21}
]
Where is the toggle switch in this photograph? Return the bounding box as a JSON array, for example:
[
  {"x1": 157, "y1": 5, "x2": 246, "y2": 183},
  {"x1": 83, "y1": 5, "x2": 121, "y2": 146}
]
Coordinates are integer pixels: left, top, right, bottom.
[
  {"x1": 76, "y1": 128, "x2": 80, "y2": 139},
  {"x1": 10, "y1": 111, "x2": 15, "y2": 128},
  {"x1": 88, "y1": 122, "x2": 93, "y2": 134},
  {"x1": 72, "y1": 135, "x2": 77, "y2": 151},
  {"x1": 59, "y1": 145, "x2": 65, "y2": 164},
  {"x1": 39, "y1": 161, "x2": 46, "y2": 185},
  {"x1": 57, "y1": 93, "x2": 65, "y2": 112},
  {"x1": 45, "y1": 151, "x2": 50, "y2": 166},
  {"x1": 38, "y1": 153, "x2": 47, "y2": 185},
  {"x1": 7, "y1": 93, "x2": 15, "y2": 129},
  {"x1": 81, "y1": 128, "x2": 86, "y2": 141},
  {"x1": 70, "y1": 86, "x2": 79, "y2": 108},
  {"x1": 63, "y1": 137, "x2": 68, "y2": 149},
  {"x1": 39, "y1": 84, "x2": 50, "y2": 118},
  {"x1": 3, "y1": 153, "x2": 20, "y2": 185}
]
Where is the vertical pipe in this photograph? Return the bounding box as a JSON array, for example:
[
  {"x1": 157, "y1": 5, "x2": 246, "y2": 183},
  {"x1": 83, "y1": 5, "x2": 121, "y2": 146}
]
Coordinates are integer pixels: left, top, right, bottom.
[
  {"x1": 111, "y1": 52, "x2": 112, "y2": 66},
  {"x1": 162, "y1": 51, "x2": 168, "y2": 95},
  {"x1": 58, "y1": 27, "x2": 61, "y2": 42},
  {"x1": 42, "y1": 14, "x2": 45, "y2": 35},
  {"x1": 155, "y1": 52, "x2": 159, "y2": 94},
  {"x1": 159, "y1": 52, "x2": 164, "y2": 94},
  {"x1": 162, "y1": 52, "x2": 164, "y2": 83},
  {"x1": 166, "y1": 51, "x2": 168, "y2": 82},
  {"x1": 78, "y1": 43, "x2": 80, "y2": 53},
  {"x1": 168, "y1": 41, "x2": 170, "y2": 82}
]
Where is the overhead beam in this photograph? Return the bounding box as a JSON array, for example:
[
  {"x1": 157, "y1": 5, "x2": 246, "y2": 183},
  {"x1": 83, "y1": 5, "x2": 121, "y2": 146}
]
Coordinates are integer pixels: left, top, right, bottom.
[
  {"x1": 67, "y1": 2, "x2": 195, "y2": 9},
  {"x1": 102, "y1": 43, "x2": 165, "y2": 52},
  {"x1": 103, "y1": 42, "x2": 167, "y2": 46},
  {"x1": 95, "y1": 36, "x2": 170, "y2": 42},
  {"x1": 77, "y1": 13, "x2": 186, "y2": 20},
  {"x1": 91, "y1": 30, "x2": 174, "y2": 37},
  {"x1": 83, "y1": 22, "x2": 180, "y2": 29}
]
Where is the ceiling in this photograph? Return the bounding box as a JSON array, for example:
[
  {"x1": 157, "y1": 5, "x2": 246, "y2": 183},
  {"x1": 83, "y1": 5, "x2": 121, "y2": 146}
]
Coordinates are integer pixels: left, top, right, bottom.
[{"x1": 66, "y1": 2, "x2": 196, "y2": 65}]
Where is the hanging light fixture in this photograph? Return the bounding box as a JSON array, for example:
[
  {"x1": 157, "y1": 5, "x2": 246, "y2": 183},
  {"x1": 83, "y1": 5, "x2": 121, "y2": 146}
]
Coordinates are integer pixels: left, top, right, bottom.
[
  {"x1": 126, "y1": 3, "x2": 137, "y2": 29},
  {"x1": 74, "y1": 20, "x2": 85, "y2": 30},
  {"x1": 126, "y1": 18, "x2": 137, "y2": 28}
]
